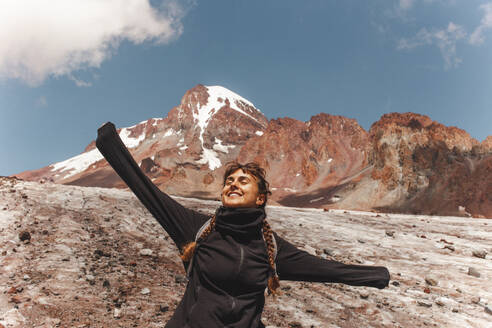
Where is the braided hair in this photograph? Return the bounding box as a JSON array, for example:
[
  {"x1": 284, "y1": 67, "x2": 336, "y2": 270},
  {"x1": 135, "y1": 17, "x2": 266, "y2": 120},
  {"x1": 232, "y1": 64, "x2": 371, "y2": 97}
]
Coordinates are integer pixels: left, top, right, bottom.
[
  {"x1": 262, "y1": 219, "x2": 280, "y2": 295},
  {"x1": 180, "y1": 161, "x2": 280, "y2": 295}
]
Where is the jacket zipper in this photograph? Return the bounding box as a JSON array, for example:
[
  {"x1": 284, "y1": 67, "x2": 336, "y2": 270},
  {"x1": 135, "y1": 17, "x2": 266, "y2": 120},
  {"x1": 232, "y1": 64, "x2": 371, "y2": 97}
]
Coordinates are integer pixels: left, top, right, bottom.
[
  {"x1": 238, "y1": 245, "x2": 244, "y2": 273},
  {"x1": 230, "y1": 245, "x2": 244, "y2": 312}
]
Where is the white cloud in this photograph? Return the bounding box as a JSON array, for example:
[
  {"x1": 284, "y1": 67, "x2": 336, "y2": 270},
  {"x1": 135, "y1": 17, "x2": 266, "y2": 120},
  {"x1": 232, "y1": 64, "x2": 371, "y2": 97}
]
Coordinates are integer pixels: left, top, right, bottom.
[
  {"x1": 399, "y1": 0, "x2": 415, "y2": 11},
  {"x1": 36, "y1": 96, "x2": 47, "y2": 107},
  {"x1": 397, "y1": 22, "x2": 466, "y2": 69},
  {"x1": 0, "y1": 0, "x2": 185, "y2": 86},
  {"x1": 68, "y1": 74, "x2": 92, "y2": 88},
  {"x1": 469, "y1": 3, "x2": 492, "y2": 45}
]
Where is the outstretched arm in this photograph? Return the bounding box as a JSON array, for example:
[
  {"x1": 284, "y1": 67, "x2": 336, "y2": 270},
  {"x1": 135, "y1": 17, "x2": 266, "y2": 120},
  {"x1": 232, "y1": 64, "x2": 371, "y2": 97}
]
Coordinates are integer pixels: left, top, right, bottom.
[
  {"x1": 96, "y1": 122, "x2": 209, "y2": 249},
  {"x1": 275, "y1": 234, "x2": 390, "y2": 289}
]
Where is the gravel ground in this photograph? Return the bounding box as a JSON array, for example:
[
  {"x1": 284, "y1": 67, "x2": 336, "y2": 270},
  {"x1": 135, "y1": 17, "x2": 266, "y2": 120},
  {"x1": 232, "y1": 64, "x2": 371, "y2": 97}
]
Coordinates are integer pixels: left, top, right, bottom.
[{"x1": 1, "y1": 177, "x2": 490, "y2": 327}]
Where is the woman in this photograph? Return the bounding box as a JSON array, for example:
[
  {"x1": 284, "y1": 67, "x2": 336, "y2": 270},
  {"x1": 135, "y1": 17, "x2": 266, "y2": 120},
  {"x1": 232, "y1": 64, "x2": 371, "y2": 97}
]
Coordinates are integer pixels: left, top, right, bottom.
[{"x1": 96, "y1": 122, "x2": 390, "y2": 328}]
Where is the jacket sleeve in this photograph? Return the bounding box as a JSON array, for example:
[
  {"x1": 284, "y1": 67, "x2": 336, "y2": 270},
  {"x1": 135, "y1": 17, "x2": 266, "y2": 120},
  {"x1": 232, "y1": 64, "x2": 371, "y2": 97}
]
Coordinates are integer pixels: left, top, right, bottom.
[
  {"x1": 275, "y1": 234, "x2": 390, "y2": 289},
  {"x1": 95, "y1": 122, "x2": 209, "y2": 249}
]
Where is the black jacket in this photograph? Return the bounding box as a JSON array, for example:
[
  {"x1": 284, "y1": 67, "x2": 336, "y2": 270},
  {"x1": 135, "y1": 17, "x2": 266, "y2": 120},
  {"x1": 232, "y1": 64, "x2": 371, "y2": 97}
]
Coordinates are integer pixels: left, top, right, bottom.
[{"x1": 96, "y1": 122, "x2": 390, "y2": 328}]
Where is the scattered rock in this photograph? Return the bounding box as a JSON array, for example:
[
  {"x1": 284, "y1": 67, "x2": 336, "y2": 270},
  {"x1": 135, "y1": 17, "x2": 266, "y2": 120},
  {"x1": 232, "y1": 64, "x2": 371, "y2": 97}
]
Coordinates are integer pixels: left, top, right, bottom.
[
  {"x1": 23, "y1": 274, "x2": 30, "y2": 281},
  {"x1": 391, "y1": 281, "x2": 400, "y2": 287},
  {"x1": 452, "y1": 308, "x2": 459, "y2": 313},
  {"x1": 175, "y1": 274, "x2": 187, "y2": 284},
  {"x1": 359, "y1": 291, "x2": 369, "y2": 299},
  {"x1": 485, "y1": 306, "x2": 492, "y2": 315},
  {"x1": 139, "y1": 248, "x2": 153, "y2": 256},
  {"x1": 159, "y1": 305, "x2": 169, "y2": 313},
  {"x1": 468, "y1": 267, "x2": 481, "y2": 278},
  {"x1": 425, "y1": 277, "x2": 438, "y2": 286},
  {"x1": 9, "y1": 296, "x2": 22, "y2": 304},
  {"x1": 471, "y1": 297, "x2": 481, "y2": 304},
  {"x1": 288, "y1": 322, "x2": 302, "y2": 328},
  {"x1": 19, "y1": 231, "x2": 31, "y2": 242},
  {"x1": 472, "y1": 250, "x2": 487, "y2": 259},
  {"x1": 435, "y1": 299, "x2": 445, "y2": 307},
  {"x1": 357, "y1": 239, "x2": 366, "y2": 244},
  {"x1": 141, "y1": 288, "x2": 150, "y2": 295},
  {"x1": 323, "y1": 248, "x2": 334, "y2": 256},
  {"x1": 94, "y1": 249, "x2": 104, "y2": 257},
  {"x1": 7, "y1": 286, "x2": 18, "y2": 294},
  {"x1": 103, "y1": 280, "x2": 110, "y2": 288},
  {"x1": 444, "y1": 245, "x2": 455, "y2": 251},
  {"x1": 417, "y1": 301, "x2": 432, "y2": 308},
  {"x1": 113, "y1": 307, "x2": 122, "y2": 318},
  {"x1": 385, "y1": 230, "x2": 395, "y2": 237},
  {"x1": 85, "y1": 274, "x2": 95, "y2": 282}
]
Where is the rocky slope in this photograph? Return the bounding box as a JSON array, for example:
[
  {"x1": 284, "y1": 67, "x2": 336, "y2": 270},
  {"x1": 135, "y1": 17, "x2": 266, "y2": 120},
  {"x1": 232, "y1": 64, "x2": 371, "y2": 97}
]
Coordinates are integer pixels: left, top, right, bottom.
[
  {"x1": 1, "y1": 177, "x2": 491, "y2": 327},
  {"x1": 14, "y1": 86, "x2": 492, "y2": 218}
]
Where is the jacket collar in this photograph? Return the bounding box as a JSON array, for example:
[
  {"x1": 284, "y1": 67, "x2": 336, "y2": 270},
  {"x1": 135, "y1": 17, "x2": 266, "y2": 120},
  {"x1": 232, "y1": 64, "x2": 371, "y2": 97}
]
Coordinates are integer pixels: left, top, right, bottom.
[{"x1": 215, "y1": 206, "x2": 266, "y2": 238}]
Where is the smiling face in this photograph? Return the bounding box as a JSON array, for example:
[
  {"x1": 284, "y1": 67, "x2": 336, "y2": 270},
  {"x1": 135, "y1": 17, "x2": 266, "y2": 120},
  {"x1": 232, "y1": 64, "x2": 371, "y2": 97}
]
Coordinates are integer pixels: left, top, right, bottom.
[{"x1": 221, "y1": 169, "x2": 266, "y2": 208}]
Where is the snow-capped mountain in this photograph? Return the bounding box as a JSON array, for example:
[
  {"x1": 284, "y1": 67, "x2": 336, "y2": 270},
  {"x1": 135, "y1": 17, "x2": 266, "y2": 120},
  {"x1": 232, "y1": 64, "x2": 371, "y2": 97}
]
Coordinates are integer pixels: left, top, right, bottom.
[{"x1": 16, "y1": 85, "x2": 268, "y2": 198}]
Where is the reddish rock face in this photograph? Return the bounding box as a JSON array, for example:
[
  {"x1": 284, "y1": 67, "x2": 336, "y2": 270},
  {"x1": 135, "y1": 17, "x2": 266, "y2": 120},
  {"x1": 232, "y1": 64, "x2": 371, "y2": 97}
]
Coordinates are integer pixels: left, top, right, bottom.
[
  {"x1": 364, "y1": 112, "x2": 491, "y2": 217},
  {"x1": 238, "y1": 114, "x2": 370, "y2": 207},
  {"x1": 481, "y1": 135, "x2": 492, "y2": 150},
  {"x1": 14, "y1": 89, "x2": 492, "y2": 218}
]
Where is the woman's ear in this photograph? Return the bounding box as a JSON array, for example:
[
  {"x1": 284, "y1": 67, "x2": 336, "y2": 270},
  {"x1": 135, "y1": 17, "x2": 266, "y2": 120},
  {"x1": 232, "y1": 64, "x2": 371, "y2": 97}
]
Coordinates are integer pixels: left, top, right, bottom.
[{"x1": 256, "y1": 194, "x2": 266, "y2": 207}]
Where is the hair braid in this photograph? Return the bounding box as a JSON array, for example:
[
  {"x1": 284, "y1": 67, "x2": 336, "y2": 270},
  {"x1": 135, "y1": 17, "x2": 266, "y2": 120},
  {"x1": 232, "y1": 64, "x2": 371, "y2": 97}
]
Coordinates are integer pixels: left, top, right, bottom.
[
  {"x1": 262, "y1": 219, "x2": 280, "y2": 296},
  {"x1": 180, "y1": 215, "x2": 216, "y2": 262}
]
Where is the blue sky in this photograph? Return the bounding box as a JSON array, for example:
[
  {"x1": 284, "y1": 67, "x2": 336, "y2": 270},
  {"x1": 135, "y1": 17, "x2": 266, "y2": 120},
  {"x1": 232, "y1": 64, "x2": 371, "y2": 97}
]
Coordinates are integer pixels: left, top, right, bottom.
[{"x1": 1, "y1": 0, "x2": 491, "y2": 176}]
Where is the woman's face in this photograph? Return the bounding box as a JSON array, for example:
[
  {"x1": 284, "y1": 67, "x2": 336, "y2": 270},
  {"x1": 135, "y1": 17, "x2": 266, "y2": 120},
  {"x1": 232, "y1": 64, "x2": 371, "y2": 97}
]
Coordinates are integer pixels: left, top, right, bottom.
[{"x1": 221, "y1": 169, "x2": 265, "y2": 208}]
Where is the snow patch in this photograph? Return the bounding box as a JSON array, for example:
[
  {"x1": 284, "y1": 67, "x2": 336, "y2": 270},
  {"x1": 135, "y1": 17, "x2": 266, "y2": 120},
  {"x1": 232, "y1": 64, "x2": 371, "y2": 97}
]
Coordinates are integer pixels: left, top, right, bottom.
[
  {"x1": 50, "y1": 148, "x2": 103, "y2": 179},
  {"x1": 151, "y1": 118, "x2": 163, "y2": 127},
  {"x1": 196, "y1": 148, "x2": 222, "y2": 170},
  {"x1": 213, "y1": 138, "x2": 236, "y2": 153},
  {"x1": 0, "y1": 308, "x2": 26, "y2": 327},
  {"x1": 330, "y1": 195, "x2": 341, "y2": 202},
  {"x1": 119, "y1": 127, "x2": 145, "y2": 148},
  {"x1": 272, "y1": 187, "x2": 297, "y2": 192},
  {"x1": 51, "y1": 122, "x2": 148, "y2": 179},
  {"x1": 206, "y1": 85, "x2": 259, "y2": 120},
  {"x1": 163, "y1": 129, "x2": 175, "y2": 137}
]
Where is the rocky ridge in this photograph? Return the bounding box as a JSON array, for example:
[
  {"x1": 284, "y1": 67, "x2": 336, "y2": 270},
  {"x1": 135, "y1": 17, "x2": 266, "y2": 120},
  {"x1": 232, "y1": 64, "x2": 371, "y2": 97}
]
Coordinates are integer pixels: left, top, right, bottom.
[{"x1": 14, "y1": 86, "x2": 492, "y2": 218}]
